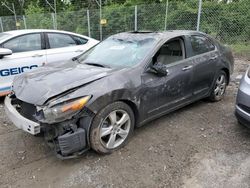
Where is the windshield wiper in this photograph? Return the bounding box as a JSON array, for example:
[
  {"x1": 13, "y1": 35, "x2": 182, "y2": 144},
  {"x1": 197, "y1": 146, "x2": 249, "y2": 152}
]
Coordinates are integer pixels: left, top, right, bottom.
[{"x1": 85, "y1": 62, "x2": 110, "y2": 68}]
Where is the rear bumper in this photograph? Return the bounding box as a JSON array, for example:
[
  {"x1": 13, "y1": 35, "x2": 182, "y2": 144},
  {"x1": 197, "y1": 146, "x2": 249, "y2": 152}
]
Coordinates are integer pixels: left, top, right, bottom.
[{"x1": 4, "y1": 96, "x2": 40, "y2": 135}]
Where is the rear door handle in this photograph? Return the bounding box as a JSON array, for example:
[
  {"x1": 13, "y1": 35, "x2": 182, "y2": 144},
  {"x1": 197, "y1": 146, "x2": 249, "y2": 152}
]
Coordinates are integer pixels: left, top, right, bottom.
[
  {"x1": 182, "y1": 65, "x2": 193, "y2": 71},
  {"x1": 32, "y1": 54, "x2": 43, "y2": 57},
  {"x1": 75, "y1": 49, "x2": 84, "y2": 52}
]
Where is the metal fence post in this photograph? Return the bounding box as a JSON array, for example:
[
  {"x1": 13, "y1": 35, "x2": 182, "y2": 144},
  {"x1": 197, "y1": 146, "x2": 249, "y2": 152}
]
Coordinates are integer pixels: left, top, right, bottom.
[
  {"x1": 23, "y1": 15, "x2": 27, "y2": 29},
  {"x1": 54, "y1": 13, "x2": 57, "y2": 29},
  {"x1": 134, "y1": 5, "x2": 138, "y2": 31},
  {"x1": 51, "y1": 13, "x2": 56, "y2": 29},
  {"x1": 99, "y1": 2, "x2": 103, "y2": 41},
  {"x1": 46, "y1": 0, "x2": 57, "y2": 29},
  {"x1": 54, "y1": 0, "x2": 57, "y2": 30},
  {"x1": 164, "y1": 0, "x2": 169, "y2": 31},
  {"x1": 197, "y1": 0, "x2": 202, "y2": 31},
  {"x1": 87, "y1": 10, "x2": 91, "y2": 37},
  {"x1": 0, "y1": 17, "x2": 3, "y2": 32}
]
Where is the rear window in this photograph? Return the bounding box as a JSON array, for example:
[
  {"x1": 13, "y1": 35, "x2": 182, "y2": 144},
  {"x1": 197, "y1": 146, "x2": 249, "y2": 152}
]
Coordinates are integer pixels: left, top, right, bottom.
[
  {"x1": 48, "y1": 33, "x2": 77, "y2": 48},
  {"x1": 72, "y1": 35, "x2": 88, "y2": 45},
  {"x1": 190, "y1": 35, "x2": 215, "y2": 56}
]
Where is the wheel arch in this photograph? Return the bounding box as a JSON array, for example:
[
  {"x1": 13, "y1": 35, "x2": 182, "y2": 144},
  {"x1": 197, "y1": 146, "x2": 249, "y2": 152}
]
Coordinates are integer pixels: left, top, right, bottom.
[
  {"x1": 87, "y1": 94, "x2": 141, "y2": 128},
  {"x1": 221, "y1": 67, "x2": 230, "y2": 85},
  {"x1": 119, "y1": 99, "x2": 140, "y2": 127}
]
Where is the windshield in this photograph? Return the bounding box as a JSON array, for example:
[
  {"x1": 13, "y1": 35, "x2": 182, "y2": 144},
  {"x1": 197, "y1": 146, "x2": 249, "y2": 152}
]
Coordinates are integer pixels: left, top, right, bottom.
[
  {"x1": 0, "y1": 33, "x2": 11, "y2": 42},
  {"x1": 78, "y1": 37, "x2": 157, "y2": 68}
]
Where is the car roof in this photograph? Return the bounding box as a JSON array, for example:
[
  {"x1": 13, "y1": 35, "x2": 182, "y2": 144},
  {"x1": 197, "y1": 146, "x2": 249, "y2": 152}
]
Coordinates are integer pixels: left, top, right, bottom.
[
  {"x1": 110, "y1": 30, "x2": 207, "y2": 42},
  {"x1": 4, "y1": 29, "x2": 78, "y2": 35},
  {"x1": 0, "y1": 29, "x2": 94, "y2": 43}
]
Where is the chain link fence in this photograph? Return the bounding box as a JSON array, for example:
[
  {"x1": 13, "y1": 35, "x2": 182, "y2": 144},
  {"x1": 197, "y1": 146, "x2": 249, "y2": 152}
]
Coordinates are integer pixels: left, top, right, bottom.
[
  {"x1": 200, "y1": 1, "x2": 249, "y2": 43},
  {"x1": 0, "y1": 1, "x2": 249, "y2": 56}
]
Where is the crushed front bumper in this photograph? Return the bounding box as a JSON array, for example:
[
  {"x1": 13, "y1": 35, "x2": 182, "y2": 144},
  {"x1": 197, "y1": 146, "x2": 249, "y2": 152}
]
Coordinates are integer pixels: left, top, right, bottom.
[
  {"x1": 4, "y1": 95, "x2": 92, "y2": 159},
  {"x1": 4, "y1": 96, "x2": 40, "y2": 135}
]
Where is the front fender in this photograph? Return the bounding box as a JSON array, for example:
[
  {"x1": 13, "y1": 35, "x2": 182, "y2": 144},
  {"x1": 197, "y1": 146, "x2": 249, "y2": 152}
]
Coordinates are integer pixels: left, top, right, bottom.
[{"x1": 87, "y1": 89, "x2": 141, "y2": 114}]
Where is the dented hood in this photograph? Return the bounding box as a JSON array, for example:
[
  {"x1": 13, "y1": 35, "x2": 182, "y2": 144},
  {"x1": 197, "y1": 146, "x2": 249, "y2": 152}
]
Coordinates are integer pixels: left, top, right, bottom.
[{"x1": 13, "y1": 62, "x2": 111, "y2": 105}]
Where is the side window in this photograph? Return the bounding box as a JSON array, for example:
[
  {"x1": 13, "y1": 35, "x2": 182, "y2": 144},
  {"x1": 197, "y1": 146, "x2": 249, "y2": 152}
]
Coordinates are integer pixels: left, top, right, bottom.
[
  {"x1": 72, "y1": 35, "x2": 88, "y2": 45},
  {"x1": 3, "y1": 33, "x2": 42, "y2": 53},
  {"x1": 156, "y1": 39, "x2": 184, "y2": 65},
  {"x1": 48, "y1": 33, "x2": 77, "y2": 49},
  {"x1": 190, "y1": 35, "x2": 215, "y2": 56}
]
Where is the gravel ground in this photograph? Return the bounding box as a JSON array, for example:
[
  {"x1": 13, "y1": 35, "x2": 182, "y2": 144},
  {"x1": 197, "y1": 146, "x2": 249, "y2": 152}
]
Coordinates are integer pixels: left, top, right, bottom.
[{"x1": 0, "y1": 58, "x2": 249, "y2": 188}]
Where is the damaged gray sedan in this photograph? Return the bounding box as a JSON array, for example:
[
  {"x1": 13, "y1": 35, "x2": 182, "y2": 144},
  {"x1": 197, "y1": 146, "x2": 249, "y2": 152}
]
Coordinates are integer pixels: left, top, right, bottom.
[{"x1": 5, "y1": 31, "x2": 234, "y2": 158}]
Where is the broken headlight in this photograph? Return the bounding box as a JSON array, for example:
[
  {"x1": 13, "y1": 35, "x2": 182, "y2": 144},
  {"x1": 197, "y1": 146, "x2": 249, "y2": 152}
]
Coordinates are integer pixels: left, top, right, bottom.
[{"x1": 42, "y1": 96, "x2": 91, "y2": 123}]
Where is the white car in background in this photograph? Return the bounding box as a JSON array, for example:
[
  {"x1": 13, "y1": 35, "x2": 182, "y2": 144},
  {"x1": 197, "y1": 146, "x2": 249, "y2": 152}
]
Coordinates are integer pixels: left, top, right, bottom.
[{"x1": 0, "y1": 29, "x2": 99, "y2": 96}]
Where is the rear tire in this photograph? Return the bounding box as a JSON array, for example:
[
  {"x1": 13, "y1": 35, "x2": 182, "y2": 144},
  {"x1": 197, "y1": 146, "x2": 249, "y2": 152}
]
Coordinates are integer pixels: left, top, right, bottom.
[
  {"x1": 208, "y1": 70, "x2": 228, "y2": 102},
  {"x1": 90, "y1": 101, "x2": 135, "y2": 154}
]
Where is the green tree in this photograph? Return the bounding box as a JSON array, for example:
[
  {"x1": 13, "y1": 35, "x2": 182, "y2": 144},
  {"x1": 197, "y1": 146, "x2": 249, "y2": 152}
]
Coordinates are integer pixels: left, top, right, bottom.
[{"x1": 25, "y1": 2, "x2": 53, "y2": 29}]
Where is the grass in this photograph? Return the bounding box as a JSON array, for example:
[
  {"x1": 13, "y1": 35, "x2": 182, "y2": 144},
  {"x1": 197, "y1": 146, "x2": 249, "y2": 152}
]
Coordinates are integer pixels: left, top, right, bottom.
[{"x1": 230, "y1": 43, "x2": 250, "y2": 58}]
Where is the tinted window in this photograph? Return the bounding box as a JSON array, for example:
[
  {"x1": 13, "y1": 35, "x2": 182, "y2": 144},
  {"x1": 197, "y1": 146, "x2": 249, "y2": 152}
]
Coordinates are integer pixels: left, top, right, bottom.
[
  {"x1": 48, "y1": 33, "x2": 77, "y2": 48},
  {"x1": 72, "y1": 35, "x2": 88, "y2": 45},
  {"x1": 3, "y1": 33, "x2": 42, "y2": 53},
  {"x1": 190, "y1": 35, "x2": 215, "y2": 56},
  {"x1": 156, "y1": 39, "x2": 184, "y2": 65}
]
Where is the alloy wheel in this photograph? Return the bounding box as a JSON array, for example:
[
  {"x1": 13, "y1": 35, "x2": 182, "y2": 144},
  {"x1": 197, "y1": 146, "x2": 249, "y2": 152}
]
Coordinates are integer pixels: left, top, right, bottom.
[
  {"x1": 214, "y1": 74, "x2": 226, "y2": 97},
  {"x1": 99, "y1": 110, "x2": 131, "y2": 149}
]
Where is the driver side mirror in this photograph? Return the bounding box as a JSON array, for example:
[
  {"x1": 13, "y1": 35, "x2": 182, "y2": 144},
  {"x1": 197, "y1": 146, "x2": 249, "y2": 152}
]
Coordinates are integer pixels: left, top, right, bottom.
[
  {"x1": 0, "y1": 48, "x2": 12, "y2": 59},
  {"x1": 149, "y1": 62, "x2": 169, "y2": 76}
]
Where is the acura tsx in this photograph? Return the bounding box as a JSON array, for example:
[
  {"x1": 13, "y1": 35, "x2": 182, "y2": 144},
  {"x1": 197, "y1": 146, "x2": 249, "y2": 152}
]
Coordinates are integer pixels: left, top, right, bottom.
[{"x1": 5, "y1": 31, "x2": 234, "y2": 158}]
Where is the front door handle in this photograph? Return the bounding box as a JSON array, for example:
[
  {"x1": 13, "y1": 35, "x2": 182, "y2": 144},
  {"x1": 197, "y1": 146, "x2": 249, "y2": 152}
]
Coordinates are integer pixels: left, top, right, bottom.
[
  {"x1": 32, "y1": 54, "x2": 43, "y2": 57},
  {"x1": 182, "y1": 65, "x2": 193, "y2": 71},
  {"x1": 210, "y1": 55, "x2": 218, "y2": 60}
]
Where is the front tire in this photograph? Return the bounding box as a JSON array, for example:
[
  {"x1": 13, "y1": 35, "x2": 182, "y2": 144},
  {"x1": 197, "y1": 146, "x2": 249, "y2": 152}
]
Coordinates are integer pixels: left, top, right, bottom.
[
  {"x1": 90, "y1": 101, "x2": 135, "y2": 154},
  {"x1": 208, "y1": 70, "x2": 228, "y2": 102}
]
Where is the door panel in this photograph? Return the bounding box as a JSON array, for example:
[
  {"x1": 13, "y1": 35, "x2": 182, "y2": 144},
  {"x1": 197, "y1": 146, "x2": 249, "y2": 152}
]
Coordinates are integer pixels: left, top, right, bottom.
[
  {"x1": 189, "y1": 35, "x2": 218, "y2": 97},
  {"x1": 46, "y1": 46, "x2": 81, "y2": 63},
  {"x1": 143, "y1": 60, "x2": 193, "y2": 116},
  {"x1": 45, "y1": 33, "x2": 92, "y2": 64},
  {"x1": 46, "y1": 44, "x2": 96, "y2": 64},
  {"x1": 141, "y1": 59, "x2": 194, "y2": 120},
  {"x1": 192, "y1": 51, "x2": 218, "y2": 96},
  {"x1": 140, "y1": 37, "x2": 194, "y2": 121}
]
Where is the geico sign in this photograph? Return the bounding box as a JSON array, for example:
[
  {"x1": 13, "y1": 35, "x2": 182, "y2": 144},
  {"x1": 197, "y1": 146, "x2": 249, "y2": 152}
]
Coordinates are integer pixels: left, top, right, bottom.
[{"x1": 0, "y1": 65, "x2": 38, "y2": 77}]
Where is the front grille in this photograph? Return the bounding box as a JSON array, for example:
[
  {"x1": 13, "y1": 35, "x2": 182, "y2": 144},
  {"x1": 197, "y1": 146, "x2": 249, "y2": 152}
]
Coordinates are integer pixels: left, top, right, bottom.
[
  {"x1": 238, "y1": 104, "x2": 250, "y2": 114},
  {"x1": 12, "y1": 98, "x2": 38, "y2": 122}
]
